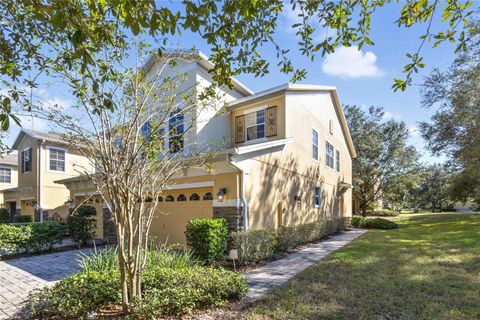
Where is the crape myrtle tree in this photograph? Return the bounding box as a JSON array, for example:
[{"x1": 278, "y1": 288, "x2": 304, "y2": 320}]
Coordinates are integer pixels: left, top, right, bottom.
[
  {"x1": 33, "y1": 46, "x2": 223, "y2": 309},
  {"x1": 0, "y1": 0, "x2": 477, "y2": 137},
  {"x1": 344, "y1": 105, "x2": 419, "y2": 216},
  {"x1": 420, "y1": 22, "x2": 480, "y2": 206}
]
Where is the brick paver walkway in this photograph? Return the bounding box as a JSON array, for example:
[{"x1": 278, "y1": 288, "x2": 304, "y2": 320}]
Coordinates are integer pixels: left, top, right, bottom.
[
  {"x1": 0, "y1": 249, "x2": 92, "y2": 319},
  {"x1": 245, "y1": 229, "x2": 367, "y2": 300}
]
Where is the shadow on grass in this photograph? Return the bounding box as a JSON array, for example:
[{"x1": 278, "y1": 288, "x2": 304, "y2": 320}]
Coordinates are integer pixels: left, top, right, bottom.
[{"x1": 248, "y1": 213, "x2": 480, "y2": 320}]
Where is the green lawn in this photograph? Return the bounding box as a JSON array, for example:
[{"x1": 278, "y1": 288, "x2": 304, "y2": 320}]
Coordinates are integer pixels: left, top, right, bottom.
[{"x1": 248, "y1": 213, "x2": 480, "y2": 320}]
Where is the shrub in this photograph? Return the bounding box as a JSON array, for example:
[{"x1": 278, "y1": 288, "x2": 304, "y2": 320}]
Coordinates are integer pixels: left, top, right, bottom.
[
  {"x1": 351, "y1": 216, "x2": 367, "y2": 228},
  {"x1": 0, "y1": 222, "x2": 65, "y2": 253},
  {"x1": 231, "y1": 218, "x2": 348, "y2": 265},
  {"x1": 15, "y1": 215, "x2": 32, "y2": 223},
  {"x1": 185, "y1": 218, "x2": 228, "y2": 264},
  {"x1": 26, "y1": 270, "x2": 121, "y2": 319},
  {"x1": 140, "y1": 266, "x2": 247, "y2": 317},
  {"x1": 29, "y1": 222, "x2": 66, "y2": 251},
  {"x1": 366, "y1": 210, "x2": 400, "y2": 217},
  {"x1": 26, "y1": 247, "x2": 247, "y2": 319},
  {"x1": 0, "y1": 223, "x2": 31, "y2": 252},
  {"x1": 0, "y1": 208, "x2": 9, "y2": 224},
  {"x1": 364, "y1": 218, "x2": 399, "y2": 229},
  {"x1": 67, "y1": 205, "x2": 97, "y2": 246}
]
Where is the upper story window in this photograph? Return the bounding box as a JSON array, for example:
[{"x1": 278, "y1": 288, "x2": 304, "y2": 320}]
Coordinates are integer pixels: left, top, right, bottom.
[
  {"x1": 325, "y1": 141, "x2": 334, "y2": 169},
  {"x1": 312, "y1": 129, "x2": 319, "y2": 161},
  {"x1": 0, "y1": 167, "x2": 11, "y2": 183},
  {"x1": 48, "y1": 147, "x2": 66, "y2": 172},
  {"x1": 22, "y1": 148, "x2": 32, "y2": 173},
  {"x1": 336, "y1": 150, "x2": 340, "y2": 172},
  {"x1": 141, "y1": 121, "x2": 152, "y2": 139},
  {"x1": 314, "y1": 186, "x2": 321, "y2": 208},
  {"x1": 234, "y1": 106, "x2": 277, "y2": 144},
  {"x1": 169, "y1": 110, "x2": 184, "y2": 153},
  {"x1": 245, "y1": 109, "x2": 265, "y2": 141}
]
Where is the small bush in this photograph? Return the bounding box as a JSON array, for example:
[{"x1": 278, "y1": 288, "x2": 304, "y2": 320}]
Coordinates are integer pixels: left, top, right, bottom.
[
  {"x1": 231, "y1": 218, "x2": 348, "y2": 265},
  {"x1": 140, "y1": 266, "x2": 247, "y2": 317},
  {"x1": 364, "y1": 218, "x2": 399, "y2": 229},
  {"x1": 185, "y1": 218, "x2": 228, "y2": 264},
  {"x1": 0, "y1": 208, "x2": 9, "y2": 224},
  {"x1": 0, "y1": 224, "x2": 31, "y2": 252},
  {"x1": 67, "y1": 205, "x2": 97, "y2": 245},
  {"x1": 366, "y1": 210, "x2": 400, "y2": 217},
  {"x1": 0, "y1": 222, "x2": 65, "y2": 253},
  {"x1": 15, "y1": 215, "x2": 32, "y2": 223},
  {"x1": 26, "y1": 247, "x2": 247, "y2": 319},
  {"x1": 26, "y1": 270, "x2": 121, "y2": 318},
  {"x1": 351, "y1": 216, "x2": 367, "y2": 228}
]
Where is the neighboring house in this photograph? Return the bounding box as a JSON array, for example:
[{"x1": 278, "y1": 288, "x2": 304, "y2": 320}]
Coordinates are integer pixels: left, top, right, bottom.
[
  {"x1": 1, "y1": 130, "x2": 93, "y2": 222},
  {"x1": 0, "y1": 154, "x2": 19, "y2": 221},
  {"x1": 55, "y1": 51, "x2": 356, "y2": 245}
]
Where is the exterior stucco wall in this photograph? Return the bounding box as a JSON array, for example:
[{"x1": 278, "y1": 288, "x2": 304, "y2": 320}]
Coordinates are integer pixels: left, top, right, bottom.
[
  {"x1": 244, "y1": 91, "x2": 353, "y2": 230},
  {"x1": 0, "y1": 163, "x2": 18, "y2": 206},
  {"x1": 11, "y1": 134, "x2": 91, "y2": 219}
]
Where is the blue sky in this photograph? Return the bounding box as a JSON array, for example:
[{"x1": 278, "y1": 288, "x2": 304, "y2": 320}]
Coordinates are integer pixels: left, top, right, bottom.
[{"x1": 5, "y1": 2, "x2": 464, "y2": 163}]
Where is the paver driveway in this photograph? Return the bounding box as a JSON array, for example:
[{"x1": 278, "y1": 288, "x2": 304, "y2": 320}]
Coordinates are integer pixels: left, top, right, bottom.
[{"x1": 0, "y1": 249, "x2": 92, "y2": 319}]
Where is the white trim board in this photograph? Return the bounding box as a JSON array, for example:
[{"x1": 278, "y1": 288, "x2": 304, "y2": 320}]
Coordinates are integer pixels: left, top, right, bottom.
[
  {"x1": 212, "y1": 199, "x2": 243, "y2": 207},
  {"x1": 164, "y1": 181, "x2": 215, "y2": 190}
]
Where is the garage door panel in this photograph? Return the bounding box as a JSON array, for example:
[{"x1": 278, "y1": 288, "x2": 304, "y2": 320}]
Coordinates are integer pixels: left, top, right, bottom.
[{"x1": 149, "y1": 192, "x2": 213, "y2": 245}]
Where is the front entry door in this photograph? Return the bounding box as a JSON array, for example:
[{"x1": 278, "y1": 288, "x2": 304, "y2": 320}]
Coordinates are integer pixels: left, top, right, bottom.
[{"x1": 9, "y1": 202, "x2": 16, "y2": 222}]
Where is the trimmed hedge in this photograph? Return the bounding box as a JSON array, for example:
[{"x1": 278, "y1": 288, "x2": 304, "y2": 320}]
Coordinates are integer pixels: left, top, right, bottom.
[
  {"x1": 230, "y1": 218, "x2": 349, "y2": 265},
  {"x1": 0, "y1": 208, "x2": 9, "y2": 224},
  {"x1": 365, "y1": 218, "x2": 398, "y2": 229},
  {"x1": 352, "y1": 216, "x2": 398, "y2": 229},
  {"x1": 366, "y1": 210, "x2": 400, "y2": 217},
  {"x1": 15, "y1": 215, "x2": 33, "y2": 223},
  {"x1": 185, "y1": 218, "x2": 228, "y2": 264},
  {"x1": 0, "y1": 222, "x2": 66, "y2": 253},
  {"x1": 67, "y1": 205, "x2": 97, "y2": 246}
]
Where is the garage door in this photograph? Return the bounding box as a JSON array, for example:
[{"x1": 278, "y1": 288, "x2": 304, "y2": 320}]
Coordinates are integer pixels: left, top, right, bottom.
[{"x1": 149, "y1": 187, "x2": 213, "y2": 245}]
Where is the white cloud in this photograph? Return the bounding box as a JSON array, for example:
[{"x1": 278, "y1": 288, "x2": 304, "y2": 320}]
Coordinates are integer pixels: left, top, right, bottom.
[
  {"x1": 383, "y1": 111, "x2": 403, "y2": 121},
  {"x1": 321, "y1": 46, "x2": 384, "y2": 78}
]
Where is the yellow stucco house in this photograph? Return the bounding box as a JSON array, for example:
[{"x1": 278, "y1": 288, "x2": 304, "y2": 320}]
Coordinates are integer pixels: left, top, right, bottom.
[
  {"x1": 54, "y1": 51, "x2": 357, "y2": 244},
  {"x1": 1, "y1": 130, "x2": 92, "y2": 222},
  {"x1": 0, "y1": 154, "x2": 19, "y2": 221}
]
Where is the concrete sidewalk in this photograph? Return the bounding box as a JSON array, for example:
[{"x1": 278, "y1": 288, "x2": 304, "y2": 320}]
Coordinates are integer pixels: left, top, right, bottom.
[{"x1": 245, "y1": 229, "x2": 366, "y2": 300}]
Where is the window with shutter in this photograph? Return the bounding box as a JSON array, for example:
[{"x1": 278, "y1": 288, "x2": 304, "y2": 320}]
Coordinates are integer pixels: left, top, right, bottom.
[
  {"x1": 266, "y1": 106, "x2": 277, "y2": 137},
  {"x1": 235, "y1": 115, "x2": 245, "y2": 143},
  {"x1": 22, "y1": 148, "x2": 32, "y2": 173}
]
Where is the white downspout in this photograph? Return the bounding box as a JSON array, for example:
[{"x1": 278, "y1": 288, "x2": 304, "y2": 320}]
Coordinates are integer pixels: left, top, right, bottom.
[
  {"x1": 38, "y1": 139, "x2": 45, "y2": 222},
  {"x1": 228, "y1": 155, "x2": 249, "y2": 231}
]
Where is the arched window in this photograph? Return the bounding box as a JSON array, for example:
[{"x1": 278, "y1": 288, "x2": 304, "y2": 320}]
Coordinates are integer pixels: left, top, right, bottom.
[
  {"x1": 177, "y1": 194, "x2": 186, "y2": 201},
  {"x1": 165, "y1": 195, "x2": 174, "y2": 202},
  {"x1": 190, "y1": 193, "x2": 200, "y2": 201},
  {"x1": 203, "y1": 192, "x2": 213, "y2": 200}
]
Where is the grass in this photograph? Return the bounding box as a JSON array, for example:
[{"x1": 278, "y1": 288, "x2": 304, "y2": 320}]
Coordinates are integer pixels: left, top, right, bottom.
[{"x1": 247, "y1": 213, "x2": 480, "y2": 320}]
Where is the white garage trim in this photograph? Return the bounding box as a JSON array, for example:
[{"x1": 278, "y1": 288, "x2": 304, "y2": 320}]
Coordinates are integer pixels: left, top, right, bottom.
[
  {"x1": 164, "y1": 181, "x2": 215, "y2": 190},
  {"x1": 213, "y1": 199, "x2": 242, "y2": 207},
  {"x1": 74, "y1": 191, "x2": 101, "y2": 197}
]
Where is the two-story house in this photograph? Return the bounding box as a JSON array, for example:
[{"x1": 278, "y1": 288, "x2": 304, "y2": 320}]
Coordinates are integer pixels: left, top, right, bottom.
[
  {"x1": 0, "y1": 154, "x2": 19, "y2": 221},
  {"x1": 56, "y1": 51, "x2": 356, "y2": 244},
  {"x1": 1, "y1": 130, "x2": 92, "y2": 222}
]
